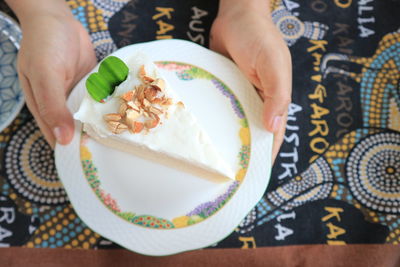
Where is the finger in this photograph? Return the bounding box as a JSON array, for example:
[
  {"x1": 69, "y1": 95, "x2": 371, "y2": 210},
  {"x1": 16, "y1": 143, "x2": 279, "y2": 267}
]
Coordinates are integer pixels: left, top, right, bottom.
[
  {"x1": 18, "y1": 73, "x2": 56, "y2": 147},
  {"x1": 30, "y1": 69, "x2": 74, "y2": 146},
  {"x1": 271, "y1": 112, "x2": 287, "y2": 163},
  {"x1": 257, "y1": 43, "x2": 292, "y2": 133}
]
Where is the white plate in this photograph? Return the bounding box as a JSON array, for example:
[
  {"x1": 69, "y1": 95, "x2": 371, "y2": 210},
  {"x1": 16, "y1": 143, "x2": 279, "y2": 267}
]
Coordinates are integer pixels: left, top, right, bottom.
[
  {"x1": 55, "y1": 39, "x2": 272, "y2": 256},
  {"x1": 0, "y1": 12, "x2": 24, "y2": 132}
]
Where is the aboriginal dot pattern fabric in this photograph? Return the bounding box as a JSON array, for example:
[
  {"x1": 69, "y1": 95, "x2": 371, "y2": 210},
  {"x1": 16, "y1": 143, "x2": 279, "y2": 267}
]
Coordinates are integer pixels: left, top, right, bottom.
[{"x1": 0, "y1": 0, "x2": 399, "y2": 249}]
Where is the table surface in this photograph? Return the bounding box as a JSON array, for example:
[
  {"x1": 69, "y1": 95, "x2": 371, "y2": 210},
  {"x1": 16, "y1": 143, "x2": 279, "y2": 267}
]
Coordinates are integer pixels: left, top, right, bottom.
[
  {"x1": 0, "y1": 245, "x2": 400, "y2": 267},
  {"x1": 0, "y1": 0, "x2": 399, "y2": 265}
]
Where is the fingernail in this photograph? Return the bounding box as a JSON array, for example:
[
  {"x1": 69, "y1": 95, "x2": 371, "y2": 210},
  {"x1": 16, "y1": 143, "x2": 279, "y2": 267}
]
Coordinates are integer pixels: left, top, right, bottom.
[
  {"x1": 271, "y1": 116, "x2": 282, "y2": 133},
  {"x1": 53, "y1": 126, "x2": 64, "y2": 144}
]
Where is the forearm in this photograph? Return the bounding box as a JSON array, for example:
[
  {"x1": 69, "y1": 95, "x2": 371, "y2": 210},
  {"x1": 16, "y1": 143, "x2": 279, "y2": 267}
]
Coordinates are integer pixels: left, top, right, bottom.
[
  {"x1": 218, "y1": 0, "x2": 271, "y2": 17},
  {"x1": 5, "y1": 0, "x2": 72, "y2": 24}
]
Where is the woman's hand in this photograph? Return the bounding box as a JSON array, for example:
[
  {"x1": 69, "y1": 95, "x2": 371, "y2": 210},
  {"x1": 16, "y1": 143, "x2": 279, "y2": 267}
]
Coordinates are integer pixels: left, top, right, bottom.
[
  {"x1": 210, "y1": 0, "x2": 292, "y2": 161},
  {"x1": 6, "y1": 0, "x2": 97, "y2": 147}
]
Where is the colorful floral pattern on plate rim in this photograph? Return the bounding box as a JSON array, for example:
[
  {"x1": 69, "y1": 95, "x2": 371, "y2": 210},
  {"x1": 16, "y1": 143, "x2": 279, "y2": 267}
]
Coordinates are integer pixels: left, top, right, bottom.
[{"x1": 79, "y1": 61, "x2": 251, "y2": 229}]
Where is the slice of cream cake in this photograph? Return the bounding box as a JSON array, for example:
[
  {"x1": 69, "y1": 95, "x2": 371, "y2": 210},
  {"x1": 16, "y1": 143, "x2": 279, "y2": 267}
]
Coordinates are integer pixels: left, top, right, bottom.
[{"x1": 74, "y1": 52, "x2": 234, "y2": 182}]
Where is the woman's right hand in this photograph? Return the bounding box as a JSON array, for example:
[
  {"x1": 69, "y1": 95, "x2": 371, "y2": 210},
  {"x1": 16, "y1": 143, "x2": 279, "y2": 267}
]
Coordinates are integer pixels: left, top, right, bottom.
[{"x1": 6, "y1": 0, "x2": 97, "y2": 147}]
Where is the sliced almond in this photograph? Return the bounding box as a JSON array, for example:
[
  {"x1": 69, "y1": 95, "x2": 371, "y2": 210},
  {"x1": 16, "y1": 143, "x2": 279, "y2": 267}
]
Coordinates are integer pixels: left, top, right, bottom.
[
  {"x1": 136, "y1": 85, "x2": 145, "y2": 102},
  {"x1": 133, "y1": 85, "x2": 140, "y2": 99},
  {"x1": 115, "y1": 123, "x2": 128, "y2": 134},
  {"x1": 143, "y1": 98, "x2": 151, "y2": 107},
  {"x1": 138, "y1": 65, "x2": 155, "y2": 83},
  {"x1": 106, "y1": 121, "x2": 123, "y2": 134},
  {"x1": 132, "y1": 121, "x2": 144, "y2": 133},
  {"x1": 127, "y1": 101, "x2": 139, "y2": 111},
  {"x1": 145, "y1": 118, "x2": 159, "y2": 129},
  {"x1": 104, "y1": 113, "x2": 122, "y2": 122},
  {"x1": 161, "y1": 98, "x2": 173, "y2": 106},
  {"x1": 150, "y1": 78, "x2": 165, "y2": 92},
  {"x1": 152, "y1": 98, "x2": 163, "y2": 105},
  {"x1": 147, "y1": 113, "x2": 160, "y2": 129},
  {"x1": 121, "y1": 91, "x2": 134, "y2": 102},
  {"x1": 177, "y1": 101, "x2": 185, "y2": 108},
  {"x1": 134, "y1": 98, "x2": 142, "y2": 109},
  {"x1": 119, "y1": 102, "x2": 128, "y2": 116},
  {"x1": 139, "y1": 65, "x2": 146, "y2": 78},
  {"x1": 106, "y1": 116, "x2": 129, "y2": 134},
  {"x1": 149, "y1": 106, "x2": 163, "y2": 115},
  {"x1": 143, "y1": 75, "x2": 155, "y2": 83},
  {"x1": 107, "y1": 120, "x2": 119, "y2": 130},
  {"x1": 125, "y1": 109, "x2": 140, "y2": 125},
  {"x1": 136, "y1": 84, "x2": 145, "y2": 93},
  {"x1": 144, "y1": 87, "x2": 157, "y2": 101},
  {"x1": 152, "y1": 112, "x2": 160, "y2": 119},
  {"x1": 143, "y1": 111, "x2": 150, "y2": 118}
]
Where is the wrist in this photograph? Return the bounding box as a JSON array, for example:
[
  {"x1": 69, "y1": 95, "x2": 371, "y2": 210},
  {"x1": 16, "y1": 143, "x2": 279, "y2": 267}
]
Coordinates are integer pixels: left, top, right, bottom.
[
  {"x1": 218, "y1": 0, "x2": 271, "y2": 18},
  {"x1": 5, "y1": 0, "x2": 72, "y2": 25}
]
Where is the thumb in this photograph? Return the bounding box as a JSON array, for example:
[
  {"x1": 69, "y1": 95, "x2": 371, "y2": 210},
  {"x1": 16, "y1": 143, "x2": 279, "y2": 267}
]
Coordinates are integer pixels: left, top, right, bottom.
[
  {"x1": 257, "y1": 45, "x2": 292, "y2": 133},
  {"x1": 30, "y1": 70, "x2": 74, "y2": 145},
  {"x1": 263, "y1": 89, "x2": 290, "y2": 133}
]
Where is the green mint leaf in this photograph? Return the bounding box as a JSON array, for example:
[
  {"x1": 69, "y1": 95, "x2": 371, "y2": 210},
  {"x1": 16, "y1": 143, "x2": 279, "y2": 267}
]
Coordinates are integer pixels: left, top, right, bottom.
[
  {"x1": 99, "y1": 56, "x2": 129, "y2": 86},
  {"x1": 85, "y1": 73, "x2": 110, "y2": 102},
  {"x1": 86, "y1": 56, "x2": 129, "y2": 103}
]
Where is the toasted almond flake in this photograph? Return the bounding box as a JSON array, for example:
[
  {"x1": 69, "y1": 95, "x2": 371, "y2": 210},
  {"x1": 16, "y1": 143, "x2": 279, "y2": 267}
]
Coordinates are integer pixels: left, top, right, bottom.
[
  {"x1": 107, "y1": 120, "x2": 119, "y2": 129},
  {"x1": 139, "y1": 65, "x2": 155, "y2": 83},
  {"x1": 107, "y1": 121, "x2": 127, "y2": 134},
  {"x1": 134, "y1": 84, "x2": 143, "y2": 96},
  {"x1": 150, "y1": 78, "x2": 165, "y2": 92},
  {"x1": 115, "y1": 123, "x2": 128, "y2": 134},
  {"x1": 144, "y1": 87, "x2": 157, "y2": 101},
  {"x1": 125, "y1": 109, "x2": 140, "y2": 125},
  {"x1": 104, "y1": 113, "x2": 122, "y2": 122},
  {"x1": 177, "y1": 101, "x2": 185, "y2": 108},
  {"x1": 149, "y1": 112, "x2": 160, "y2": 121},
  {"x1": 152, "y1": 98, "x2": 163, "y2": 104},
  {"x1": 132, "y1": 121, "x2": 144, "y2": 133},
  {"x1": 149, "y1": 106, "x2": 163, "y2": 115},
  {"x1": 143, "y1": 111, "x2": 150, "y2": 118},
  {"x1": 139, "y1": 65, "x2": 146, "y2": 78},
  {"x1": 161, "y1": 98, "x2": 173, "y2": 106},
  {"x1": 137, "y1": 84, "x2": 146, "y2": 92},
  {"x1": 127, "y1": 101, "x2": 139, "y2": 111},
  {"x1": 136, "y1": 86, "x2": 145, "y2": 102},
  {"x1": 119, "y1": 102, "x2": 128, "y2": 116},
  {"x1": 143, "y1": 98, "x2": 151, "y2": 107},
  {"x1": 143, "y1": 75, "x2": 155, "y2": 83},
  {"x1": 147, "y1": 113, "x2": 160, "y2": 129},
  {"x1": 121, "y1": 91, "x2": 134, "y2": 102},
  {"x1": 145, "y1": 119, "x2": 158, "y2": 129},
  {"x1": 134, "y1": 98, "x2": 141, "y2": 109}
]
